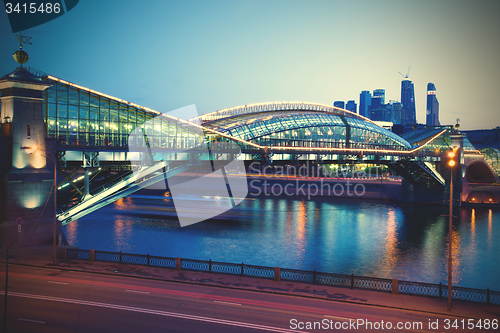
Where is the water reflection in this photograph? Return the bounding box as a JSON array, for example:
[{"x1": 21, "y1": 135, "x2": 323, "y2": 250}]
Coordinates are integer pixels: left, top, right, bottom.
[
  {"x1": 65, "y1": 220, "x2": 78, "y2": 245},
  {"x1": 488, "y1": 209, "x2": 493, "y2": 244},
  {"x1": 447, "y1": 225, "x2": 463, "y2": 285},
  {"x1": 469, "y1": 209, "x2": 477, "y2": 259},
  {"x1": 163, "y1": 191, "x2": 171, "y2": 203},
  {"x1": 64, "y1": 193, "x2": 500, "y2": 290},
  {"x1": 114, "y1": 197, "x2": 135, "y2": 210},
  {"x1": 380, "y1": 209, "x2": 398, "y2": 275},
  {"x1": 114, "y1": 217, "x2": 133, "y2": 250},
  {"x1": 470, "y1": 209, "x2": 476, "y2": 243},
  {"x1": 421, "y1": 218, "x2": 446, "y2": 283},
  {"x1": 296, "y1": 200, "x2": 307, "y2": 245}
]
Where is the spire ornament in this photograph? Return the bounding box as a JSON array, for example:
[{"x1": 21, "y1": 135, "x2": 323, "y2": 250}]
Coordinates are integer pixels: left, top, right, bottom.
[{"x1": 12, "y1": 33, "x2": 32, "y2": 66}]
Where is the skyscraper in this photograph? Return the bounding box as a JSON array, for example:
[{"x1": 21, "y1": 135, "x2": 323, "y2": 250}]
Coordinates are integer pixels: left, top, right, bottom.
[
  {"x1": 426, "y1": 83, "x2": 440, "y2": 126},
  {"x1": 359, "y1": 90, "x2": 371, "y2": 118},
  {"x1": 401, "y1": 79, "x2": 416, "y2": 126},
  {"x1": 346, "y1": 100, "x2": 357, "y2": 113},
  {"x1": 333, "y1": 101, "x2": 345, "y2": 109},
  {"x1": 388, "y1": 100, "x2": 403, "y2": 125},
  {"x1": 370, "y1": 89, "x2": 385, "y2": 120},
  {"x1": 373, "y1": 89, "x2": 385, "y2": 104}
]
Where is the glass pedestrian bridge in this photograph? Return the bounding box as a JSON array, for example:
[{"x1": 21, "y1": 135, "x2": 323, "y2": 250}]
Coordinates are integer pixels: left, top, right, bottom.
[
  {"x1": 195, "y1": 102, "x2": 413, "y2": 152},
  {"x1": 14, "y1": 68, "x2": 475, "y2": 223},
  {"x1": 30, "y1": 68, "x2": 206, "y2": 150},
  {"x1": 26, "y1": 67, "x2": 449, "y2": 158}
]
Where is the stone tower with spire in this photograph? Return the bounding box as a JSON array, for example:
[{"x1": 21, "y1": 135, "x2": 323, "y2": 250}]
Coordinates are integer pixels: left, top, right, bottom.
[{"x1": 0, "y1": 35, "x2": 63, "y2": 249}]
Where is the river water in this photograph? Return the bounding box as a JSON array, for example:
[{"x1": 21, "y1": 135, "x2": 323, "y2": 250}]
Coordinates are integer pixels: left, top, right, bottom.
[{"x1": 63, "y1": 191, "x2": 500, "y2": 291}]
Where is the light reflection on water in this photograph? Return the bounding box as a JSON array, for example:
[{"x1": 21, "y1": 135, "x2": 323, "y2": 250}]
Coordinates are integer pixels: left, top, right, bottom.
[
  {"x1": 63, "y1": 193, "x2": 500, "y2": 290},
  {"x1": 380, "y1": 209, "x2": 398, "y2": 275}
]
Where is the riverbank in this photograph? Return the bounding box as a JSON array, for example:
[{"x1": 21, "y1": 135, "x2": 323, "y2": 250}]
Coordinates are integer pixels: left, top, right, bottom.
[{"x1": 1, "y1": 244, "x2": 498, "y2": 320}]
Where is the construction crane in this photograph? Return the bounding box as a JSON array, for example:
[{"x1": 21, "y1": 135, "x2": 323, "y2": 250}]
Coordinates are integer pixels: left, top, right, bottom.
[{"x1": 398, "y1": 66, "x2": 411, "y2": 79}]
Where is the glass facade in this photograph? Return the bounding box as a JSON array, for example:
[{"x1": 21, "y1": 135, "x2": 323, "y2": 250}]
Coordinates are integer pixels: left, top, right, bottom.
[
  {"x1": 426, "y1": 83, "x2": 440, "y2": 127},
  {"x1": 359, "y1": 90, "x2": 371, "y2": 118},
  {"x1": 401, "y1": 80, "x2": 416, "y2": 126},
  {"x1": 44, "y1": 79, "x2": 203, "y2": 149},
  {"x1": 205, "y1": 110, "x2": 412, "y2": 150},
  {"x1": 346, "y1": 117, "x2": 411, "y2": 149},
  {"x1": 36, "y1": 74, "x2": 415, "y2": 153}
]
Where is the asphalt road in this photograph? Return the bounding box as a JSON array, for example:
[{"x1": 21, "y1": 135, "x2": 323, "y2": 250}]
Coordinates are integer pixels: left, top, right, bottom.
[{"x1": 0, "y1": 265, "x2": 492, "y2": 332}]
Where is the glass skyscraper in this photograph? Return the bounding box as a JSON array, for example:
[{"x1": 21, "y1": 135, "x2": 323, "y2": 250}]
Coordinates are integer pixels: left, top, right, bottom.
[
  {"x1": 401, "y1": 79, "x2": 416, "y2": 126},
  {"x1": 426, "y1": 83, "x2": 440, "y2": 126},
  {"x1": 359, "y1": 90, "x2": 371, "y2": 118},
  {"x1": 333, "y1": 101, "x2": 345, "y2": 109},
  {"x1": 373, "y1": 89, "x2": 385, "y2": 104},
  {"x1": 370, "y1": 89, "x2": 385, "y2": 120},
  {"x1": 388, "y1": 100, "x2": 403, "y2": 125},
  {"x1": 346, "y1": 100, "x2": 357, "y2": 113}
]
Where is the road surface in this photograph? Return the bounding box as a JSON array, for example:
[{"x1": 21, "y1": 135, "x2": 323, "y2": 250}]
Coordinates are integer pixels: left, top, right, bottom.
[{"x1": 0, "y1": 265, "x2": 495, "y2": 332}]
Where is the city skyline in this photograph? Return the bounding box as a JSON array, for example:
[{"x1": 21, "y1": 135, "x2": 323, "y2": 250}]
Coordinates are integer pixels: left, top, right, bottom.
[{"x1": 1, "y1": 0, "x2": 499, "y2": 130}]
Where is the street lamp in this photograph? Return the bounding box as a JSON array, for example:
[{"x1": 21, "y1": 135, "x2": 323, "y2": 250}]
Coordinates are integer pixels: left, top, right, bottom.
[
  {"x1": 447, "y1": 147, "x2": 457, "y2": 311},
  {"x1": 21, "y1": 146, "x2": 57, "y2": 264}
]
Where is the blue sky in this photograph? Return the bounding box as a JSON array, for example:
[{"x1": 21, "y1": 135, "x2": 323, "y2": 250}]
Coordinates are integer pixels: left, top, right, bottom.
[{"x1": 1, "y1": 0, "x2": 499, "y2": 130}]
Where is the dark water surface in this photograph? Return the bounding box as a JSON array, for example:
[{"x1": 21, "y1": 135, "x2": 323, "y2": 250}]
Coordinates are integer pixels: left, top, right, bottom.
[{"x1": 64, "y1": 191, "x2": 500, "y2": 290}]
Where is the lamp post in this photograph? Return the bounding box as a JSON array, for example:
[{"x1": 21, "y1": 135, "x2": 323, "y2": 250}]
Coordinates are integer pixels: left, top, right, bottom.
[
  {"x1": 21, "y1": 146, "x2": 57, "y2": 264},
  {"x1": 447, "y1": 148, "x2": 457, "y2": 311},
  {"x1": 46, "y1": 150, "x2": 57, "y2": 265}
]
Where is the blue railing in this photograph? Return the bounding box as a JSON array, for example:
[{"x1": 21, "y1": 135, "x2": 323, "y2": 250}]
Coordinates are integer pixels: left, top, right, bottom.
[{"x1": 65, "y1": 248, "x2": 500, "y2": 306}]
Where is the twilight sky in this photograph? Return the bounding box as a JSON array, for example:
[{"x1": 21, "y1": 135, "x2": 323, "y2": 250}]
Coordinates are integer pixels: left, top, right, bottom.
[{"x1": 1, "y1": 0, "x2": 499, "y2": 130}]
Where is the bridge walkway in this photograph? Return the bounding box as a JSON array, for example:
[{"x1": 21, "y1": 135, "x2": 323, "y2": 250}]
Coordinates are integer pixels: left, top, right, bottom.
[{"x1": 57, "y1": 161, "x2": 195, "y2": 225}]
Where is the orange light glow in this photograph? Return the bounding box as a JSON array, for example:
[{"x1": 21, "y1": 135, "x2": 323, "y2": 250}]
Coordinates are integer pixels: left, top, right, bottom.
[
  {"x1": 382, "y1": 209, "x2": 398, "y2": 272},
  {"x1": 448, "y1": 160, "x2": 456, "y2": 167},
  {"x1": 448, "y1": 151, "x2": 455, "y2": 158},
  {"x1": 114, "y1": 197, "x2": 125, "y2": 208},
  {"x1": 65, "y1": 220, "x2": 78, "y2": 245},
  {"x1": 488, "y1": 209, "x2": 493, "y2": 240},
  {"x1": 471, "y1": 209, "x2": 476, "y2": 241},
  {"x1": 296, "y1": 201, "x2": 306, "y2": 243}
]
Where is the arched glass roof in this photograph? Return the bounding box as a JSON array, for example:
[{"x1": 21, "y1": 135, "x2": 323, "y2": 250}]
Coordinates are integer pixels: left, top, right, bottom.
[
  {"x1": 345, "y1": 117, "x2": 412, "y2": 149},
  {"x1": 204, "y1": 110, "x2": 412, "y2": 150},
  {"x1": 194, "y1": 101, "x2": 372, "y2": 124}
]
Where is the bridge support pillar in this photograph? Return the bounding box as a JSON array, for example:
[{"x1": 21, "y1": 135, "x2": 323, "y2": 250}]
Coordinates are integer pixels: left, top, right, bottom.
[
  {"x1": 82, "y1": 168, "x2": 90, "y2": 200},
  {"x1": 0, "y1": 67, "x2": 63, "y2": 249}
]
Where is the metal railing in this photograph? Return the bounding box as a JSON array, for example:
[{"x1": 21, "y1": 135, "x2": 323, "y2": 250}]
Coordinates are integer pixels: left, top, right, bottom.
[
  {"x1": 65, "y1": 248, "x2": 500, "y2": 306},
  {"x1": 66, "y1": 248, "x2": 90, "y2": 260}
]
